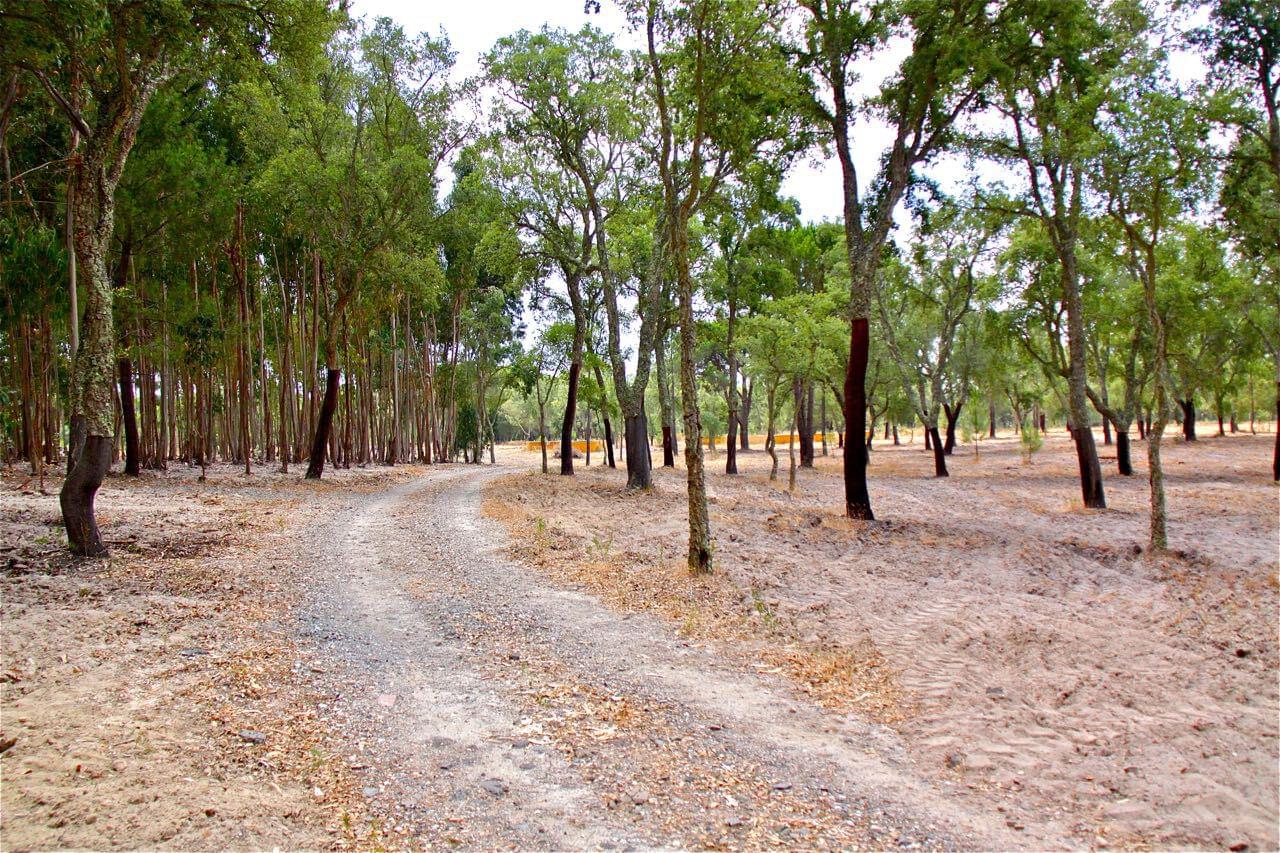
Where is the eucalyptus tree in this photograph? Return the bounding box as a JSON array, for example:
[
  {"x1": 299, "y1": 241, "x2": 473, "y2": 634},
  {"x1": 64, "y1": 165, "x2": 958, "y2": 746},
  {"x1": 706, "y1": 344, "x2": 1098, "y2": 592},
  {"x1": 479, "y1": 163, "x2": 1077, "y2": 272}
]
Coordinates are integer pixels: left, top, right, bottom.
[
  {"x1": 258, "y1": 18, "x2": 460, "y2": 478},
  {"x1": 635, "y1": 0, "x2": 805, "y2": 572},
  {"x1": 795, "y1": 0, "x2": 1010, "y2": 519},
  {"x1": 2, "y1": 0, "x2": 332, "y2": 554}
]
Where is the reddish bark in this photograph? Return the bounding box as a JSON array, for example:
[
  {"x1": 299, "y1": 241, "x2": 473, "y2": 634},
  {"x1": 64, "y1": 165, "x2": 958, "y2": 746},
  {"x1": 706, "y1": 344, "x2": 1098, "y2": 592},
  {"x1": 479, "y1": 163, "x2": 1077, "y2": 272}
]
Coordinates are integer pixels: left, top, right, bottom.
[{"x1": 842, "y1": 318, "x2": 873, "y2": 519}]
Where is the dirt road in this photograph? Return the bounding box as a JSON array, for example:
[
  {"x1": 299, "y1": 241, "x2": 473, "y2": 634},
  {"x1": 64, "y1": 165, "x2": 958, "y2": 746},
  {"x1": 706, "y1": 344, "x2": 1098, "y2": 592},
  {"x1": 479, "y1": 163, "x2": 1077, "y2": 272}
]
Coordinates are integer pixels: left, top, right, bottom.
[{"x1": 290, "y1": 465, "x2": 1040, "y2": 850}]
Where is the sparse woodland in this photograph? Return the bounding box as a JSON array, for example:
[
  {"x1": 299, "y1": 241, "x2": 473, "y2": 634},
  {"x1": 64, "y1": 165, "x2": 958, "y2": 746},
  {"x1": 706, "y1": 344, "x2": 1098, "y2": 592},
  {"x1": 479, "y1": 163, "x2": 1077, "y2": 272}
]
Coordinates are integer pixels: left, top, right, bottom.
[
  {"x1": 0, "y1": 0, "x2": 1278, "y2": 848},
  {"x1": 1, "y1": 0, "x2": 1276, "y2": 561}
]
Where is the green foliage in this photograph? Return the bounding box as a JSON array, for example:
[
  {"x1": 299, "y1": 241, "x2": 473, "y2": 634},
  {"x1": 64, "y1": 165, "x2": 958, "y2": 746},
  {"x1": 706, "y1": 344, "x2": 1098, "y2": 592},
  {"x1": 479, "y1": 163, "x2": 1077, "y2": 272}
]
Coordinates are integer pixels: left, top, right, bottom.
[{"x1": 1020, "y1": 424, "x2": 1044, "y2": 462}]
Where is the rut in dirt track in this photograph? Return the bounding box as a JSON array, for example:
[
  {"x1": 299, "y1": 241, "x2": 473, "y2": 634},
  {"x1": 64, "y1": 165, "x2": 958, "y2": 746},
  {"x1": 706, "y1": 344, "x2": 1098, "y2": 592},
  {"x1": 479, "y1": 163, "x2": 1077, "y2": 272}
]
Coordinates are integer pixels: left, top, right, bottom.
[{"x1": 292, "y1": 465, "x2": 1045, "y2": 849}]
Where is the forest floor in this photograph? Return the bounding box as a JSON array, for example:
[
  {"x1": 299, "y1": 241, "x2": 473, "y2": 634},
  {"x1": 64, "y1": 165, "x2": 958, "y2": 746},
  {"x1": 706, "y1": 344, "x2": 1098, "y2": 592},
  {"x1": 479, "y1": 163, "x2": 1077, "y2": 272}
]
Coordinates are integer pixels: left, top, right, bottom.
[
  {"x1": 1, "y1": 428, "x2": 1276, "y2": 851},
  {"x1": 485, "y1": 429, "x2": 1279, "y2": 851}
]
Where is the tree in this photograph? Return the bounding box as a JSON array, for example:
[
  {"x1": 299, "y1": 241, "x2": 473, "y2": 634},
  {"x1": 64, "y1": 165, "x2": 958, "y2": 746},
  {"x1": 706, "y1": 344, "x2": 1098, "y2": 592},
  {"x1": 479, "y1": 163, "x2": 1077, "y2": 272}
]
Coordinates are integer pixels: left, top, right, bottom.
[
  {"x1": 485, "y1": 26, "x2": 636, "y2": 479},
  {"x1": 636, "y1": 0, "x2": 804, "y2": 572},
  {"x1": 796, "y1": 0, "x2": 1009, "y2": 519},
  {"x1": 256, "y1": 18, "x2": 460, "y2": 478},
  {"x1": 979, "y1": 0, "x2": 1150, "y2": 509},
  {"x1": 1096, "y1": 79, "x2": 1208, "y2": 545},
  {"x1": 2, "y1": 0, "x2": 331, "y2": 554},
  {"x1": 1192, "y1": 0, "x2": 1280, "y2": 477},
  {"x1": 877, "y1": 203, "x2": 994, "y2": 478}
]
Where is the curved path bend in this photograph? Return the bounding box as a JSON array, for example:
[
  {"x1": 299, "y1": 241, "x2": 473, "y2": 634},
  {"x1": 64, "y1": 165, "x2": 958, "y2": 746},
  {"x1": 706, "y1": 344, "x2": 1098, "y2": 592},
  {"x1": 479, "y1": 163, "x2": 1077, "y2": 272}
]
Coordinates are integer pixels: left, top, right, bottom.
[{"x1": 293, "y1": 465, "x2": 1048, "y2": 849}]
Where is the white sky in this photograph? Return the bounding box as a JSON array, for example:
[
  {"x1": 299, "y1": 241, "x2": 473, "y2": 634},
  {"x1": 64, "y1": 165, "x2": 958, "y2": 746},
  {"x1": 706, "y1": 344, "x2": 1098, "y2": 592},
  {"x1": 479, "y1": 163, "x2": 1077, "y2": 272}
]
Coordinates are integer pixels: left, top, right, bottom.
[
  {"x1": 349, "y1": 0, "x2": 867, "y2": 223},
  {"x1": 348, "y1": 0, "x2": 1211, "y2": 358},
  {"x1": 349, "y1": 0, "x2": 1210, "y2": 227}
]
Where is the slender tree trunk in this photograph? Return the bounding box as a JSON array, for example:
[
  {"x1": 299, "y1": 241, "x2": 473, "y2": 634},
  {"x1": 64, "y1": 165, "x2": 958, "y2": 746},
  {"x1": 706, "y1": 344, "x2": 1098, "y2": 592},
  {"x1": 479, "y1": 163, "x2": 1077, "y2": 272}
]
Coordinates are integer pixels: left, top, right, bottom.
[
  {"x1": 943, "y1": 402, "x2": 960, "y2": 456},
  {"x1": 799, "y1": 381, "x2": 814, "y2": 468},
  {"x1": 740, "y1": 377, "x2": 752, "y2": 451},
  {"x1": 539, "y1": 400, "x2": 548, "y2": 474},
  {"x1": 118, "y1": 358, "x2": 139, "y2": 476},
  {"x1": 929, "y1": 425, "x2": 948, "y2": 477},
  {"x1": 788, "y1": 394, "x2": 797, "y2": 493},
  {"x1": 656, "y1": 330, "x2": 675, "y2": 468},
  {"x1": 561, "y1": 359, "x2": 580, "y2": 476},
  {"x1": 674, "y1": 214, "x2": 711, "y2": 573},
  {"x1": 726, "y1": 295, "x2": 739, "y2": 475},
  {"x1": 591, "y1": 359, "x2": 616, "y2": 469},
  {"x1": 1102, "y1": 416, "x2": 1113, "y2": 445},
  {"x1": 766, "y1": 382, "x2": 778, "y2": 481},
  {"x1": 231, "y1": 201, "x2": 251, "y2": 475},
  {"x1": 988, "y1": 401, "x2": 997, "y2": 438}
]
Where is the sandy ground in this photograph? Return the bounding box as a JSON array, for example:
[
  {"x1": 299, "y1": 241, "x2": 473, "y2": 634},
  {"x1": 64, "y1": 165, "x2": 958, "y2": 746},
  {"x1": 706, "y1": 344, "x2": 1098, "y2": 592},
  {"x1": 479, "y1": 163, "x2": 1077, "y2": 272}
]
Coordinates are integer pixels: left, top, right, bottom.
[
  {"x1": 3, "y1": 427, "x2": 1274, "y2": 851},
  {"x1": 0, "y1": 462, "x2": 415, "y2": 850},
  {"x1": 286, "y1": 465, "x2": 1028, "y2": 850},
  {"x1": 484, "y1": 428, "x2": 1279, "y2": 850}
]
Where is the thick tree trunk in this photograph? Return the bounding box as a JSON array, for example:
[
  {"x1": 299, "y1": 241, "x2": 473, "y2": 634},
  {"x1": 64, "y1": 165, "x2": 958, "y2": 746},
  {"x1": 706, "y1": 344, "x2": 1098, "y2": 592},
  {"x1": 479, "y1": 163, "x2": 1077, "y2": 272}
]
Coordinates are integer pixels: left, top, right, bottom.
[
  {"x1": 842, "y1": 318, "x2": 873, "y2": 520},
  {"x1": 929, "y1": 426, "x2": 948, "y2": 477},
  {"x1": 61, "y1": 435, "x2": 112, "y2": 557},
  {"x1": 1102, "y1": 416, "x2": 1112, "y2": 445},
  {"x1": 624, "y1": 413, "x2": 651, "y2": 489},
  {"x1": 118, "y1": 357, "x2": 139, "y2": 476},
  {"x1": 305, "y1": 368, "x2": 339, "y2": 479},
  {"x1": 1063, "y1": 252, "x2": 1106, "y2": 508},
  {"x1": 1180, "y1": 398, "x2": 1196, "y2": 441},
  {"x1": 1116, "y1": 430, "x2": 1133, "y2": 476},
  {"x1": 560, "y1": 359, "x2": 580, "y2": 476}
]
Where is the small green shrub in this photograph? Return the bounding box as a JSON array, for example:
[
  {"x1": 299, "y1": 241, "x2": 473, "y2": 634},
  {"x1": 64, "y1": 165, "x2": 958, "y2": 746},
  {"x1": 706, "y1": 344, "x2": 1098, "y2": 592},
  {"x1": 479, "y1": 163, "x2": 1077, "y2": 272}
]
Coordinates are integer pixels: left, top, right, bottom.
[{"x1": 1021, "y1": 424, "x2": 1043, "y2": 463}]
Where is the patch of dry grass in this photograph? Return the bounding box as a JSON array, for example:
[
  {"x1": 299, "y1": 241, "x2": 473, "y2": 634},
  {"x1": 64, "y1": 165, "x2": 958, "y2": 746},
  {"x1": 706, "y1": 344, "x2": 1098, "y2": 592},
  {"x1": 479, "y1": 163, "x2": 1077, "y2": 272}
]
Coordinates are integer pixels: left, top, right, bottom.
[{"x1": 483, "y1": 471, "x2": 904, "y2": 722}]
